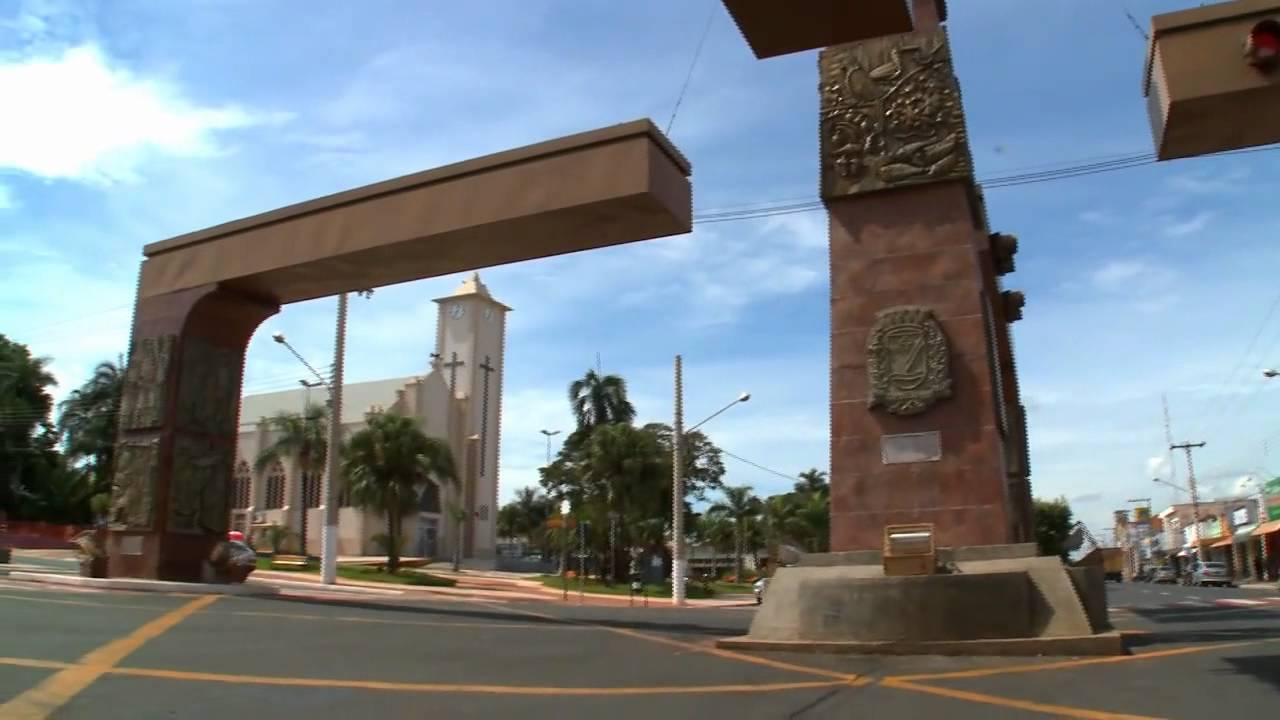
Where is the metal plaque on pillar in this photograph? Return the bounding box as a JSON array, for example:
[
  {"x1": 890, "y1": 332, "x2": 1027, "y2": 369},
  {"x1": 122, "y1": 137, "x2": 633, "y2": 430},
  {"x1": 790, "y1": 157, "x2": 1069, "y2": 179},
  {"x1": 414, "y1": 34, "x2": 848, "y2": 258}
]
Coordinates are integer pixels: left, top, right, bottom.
[{"x1": 881, "y1": 432, "x2": 943, "y2": 465}]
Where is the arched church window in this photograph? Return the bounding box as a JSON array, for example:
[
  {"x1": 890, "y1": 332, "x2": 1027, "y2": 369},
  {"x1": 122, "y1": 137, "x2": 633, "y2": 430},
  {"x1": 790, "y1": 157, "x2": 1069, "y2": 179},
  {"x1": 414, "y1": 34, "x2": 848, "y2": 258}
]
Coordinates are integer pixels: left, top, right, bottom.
[
  {"x1": 265, "y1": 461, "x2": 285, "y2": 509},
  {"x1": 233, "y1": 461, "x2": 251, "y2": 509},
  {"x1": 303, "y1": 472, "x2": 321, "y2": 509}
]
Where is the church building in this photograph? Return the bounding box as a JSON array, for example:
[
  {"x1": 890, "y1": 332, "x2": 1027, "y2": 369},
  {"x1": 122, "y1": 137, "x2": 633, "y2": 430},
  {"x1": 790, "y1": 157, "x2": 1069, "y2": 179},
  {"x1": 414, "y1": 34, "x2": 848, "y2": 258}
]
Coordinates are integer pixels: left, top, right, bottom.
[{"x1": 228, "y1": 273, "x2": 509, "y2": 565}]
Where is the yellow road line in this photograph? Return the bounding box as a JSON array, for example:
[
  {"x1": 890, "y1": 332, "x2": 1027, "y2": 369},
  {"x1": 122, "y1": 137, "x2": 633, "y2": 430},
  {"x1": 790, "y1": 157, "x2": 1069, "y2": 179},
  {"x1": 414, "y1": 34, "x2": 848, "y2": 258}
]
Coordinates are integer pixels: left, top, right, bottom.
[
  {"x1": 881, "y1": 678, "x2": 1161, "y2": 720},
  {"x1": 0, "y1": 594, "x2": 219, "y2": 719},
  {"x1": 482, "y1": 602, "x2": 861, "y2": 683},
  {"x1": 0, "y1": 658, "x2": 74, "y2": 671},
  {"x1": 104, "y1": 666, "x2": 843, "y2": 696}
]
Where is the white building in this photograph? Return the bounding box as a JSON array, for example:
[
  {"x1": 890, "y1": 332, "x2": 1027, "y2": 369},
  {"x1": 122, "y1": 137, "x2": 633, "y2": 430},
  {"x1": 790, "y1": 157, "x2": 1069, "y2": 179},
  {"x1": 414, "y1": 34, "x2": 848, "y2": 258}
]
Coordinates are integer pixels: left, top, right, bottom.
[{"x1": 228, "y1": 273, "x2": 510, "y2": 565}]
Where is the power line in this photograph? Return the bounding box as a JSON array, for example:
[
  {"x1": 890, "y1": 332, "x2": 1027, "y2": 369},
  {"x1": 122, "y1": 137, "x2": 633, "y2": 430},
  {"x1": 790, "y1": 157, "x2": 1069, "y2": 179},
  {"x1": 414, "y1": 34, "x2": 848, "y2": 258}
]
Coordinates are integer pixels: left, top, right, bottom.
[
  {"x1": 666, "y1": 0, "x2": 717, "y2": 136},
  {"x1": 719, "y1": 448, "x2": 797, "y2": 482}
]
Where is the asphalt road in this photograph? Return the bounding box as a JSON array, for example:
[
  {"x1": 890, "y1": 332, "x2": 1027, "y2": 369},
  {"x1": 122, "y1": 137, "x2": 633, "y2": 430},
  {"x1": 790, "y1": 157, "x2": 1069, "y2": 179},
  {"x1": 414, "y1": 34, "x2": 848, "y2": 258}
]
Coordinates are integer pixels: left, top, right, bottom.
[{"x1": 0, "y1": 576, "x2": 1277, "y2": 719}]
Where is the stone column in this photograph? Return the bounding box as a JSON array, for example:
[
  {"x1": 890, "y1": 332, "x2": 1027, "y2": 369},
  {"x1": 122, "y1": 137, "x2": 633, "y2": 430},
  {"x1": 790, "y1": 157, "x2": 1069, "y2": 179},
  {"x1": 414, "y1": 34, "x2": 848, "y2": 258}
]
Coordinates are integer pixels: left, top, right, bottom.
[
  {"x1": 822, "y1": 27, "x2": 1027, "y2": 552},
  {"x1": 107, "y1": 283, "x2": 278, "y2": 581}
]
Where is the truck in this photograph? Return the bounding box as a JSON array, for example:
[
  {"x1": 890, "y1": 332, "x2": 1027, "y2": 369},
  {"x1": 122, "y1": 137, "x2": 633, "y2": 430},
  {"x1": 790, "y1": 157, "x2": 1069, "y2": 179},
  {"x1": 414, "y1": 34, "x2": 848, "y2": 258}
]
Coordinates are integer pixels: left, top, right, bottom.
[{"x1": 1075, "y1": 547, "x2": 1126, "y2": 583}]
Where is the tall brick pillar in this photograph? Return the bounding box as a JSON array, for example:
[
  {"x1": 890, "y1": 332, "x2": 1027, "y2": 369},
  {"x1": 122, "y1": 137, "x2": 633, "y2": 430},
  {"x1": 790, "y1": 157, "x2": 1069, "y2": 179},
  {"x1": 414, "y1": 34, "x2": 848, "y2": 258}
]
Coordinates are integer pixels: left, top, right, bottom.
[
  {"x1": 107, "y1": 284, "x2": 278, "y2": 581},
  {"x1": 822, "y1": 27, "x2": 1032, "y2": 552}
]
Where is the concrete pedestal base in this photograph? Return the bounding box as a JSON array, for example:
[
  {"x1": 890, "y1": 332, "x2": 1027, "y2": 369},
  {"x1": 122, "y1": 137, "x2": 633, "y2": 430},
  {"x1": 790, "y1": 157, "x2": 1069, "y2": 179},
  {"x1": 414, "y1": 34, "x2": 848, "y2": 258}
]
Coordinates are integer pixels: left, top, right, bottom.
[{"x1": 719, "y1": 551, "x2": 1123, "y2": 657}]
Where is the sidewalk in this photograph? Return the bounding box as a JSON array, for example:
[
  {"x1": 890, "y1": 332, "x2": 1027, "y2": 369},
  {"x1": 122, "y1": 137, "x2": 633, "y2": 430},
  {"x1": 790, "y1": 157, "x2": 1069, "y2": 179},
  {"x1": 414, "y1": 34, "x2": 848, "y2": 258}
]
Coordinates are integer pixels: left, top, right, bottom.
[
  {"x1": 1238, "y1": 580, "x2": 1280, "y2": 592},
  {"x1": 251, "y1": 568, "x2": 755, "y2": 608}
]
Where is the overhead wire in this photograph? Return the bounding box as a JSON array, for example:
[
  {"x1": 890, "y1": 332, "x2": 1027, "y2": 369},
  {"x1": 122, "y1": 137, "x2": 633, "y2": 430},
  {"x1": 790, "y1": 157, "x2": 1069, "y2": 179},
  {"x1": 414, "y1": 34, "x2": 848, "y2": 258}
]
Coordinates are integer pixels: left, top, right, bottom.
[{"x1": 719, "y1": 448, "x2": 799, "y2": 483}]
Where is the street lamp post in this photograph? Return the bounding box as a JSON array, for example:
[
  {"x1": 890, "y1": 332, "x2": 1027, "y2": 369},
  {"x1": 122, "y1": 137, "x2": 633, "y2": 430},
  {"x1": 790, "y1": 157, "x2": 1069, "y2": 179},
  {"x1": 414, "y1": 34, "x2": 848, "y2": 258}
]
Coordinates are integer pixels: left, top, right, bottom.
[
  {"x1": 540, "y1": 429, "x2": 560, "y2": 465},
  {"x1": 270, "y1": 289, "x2": 372, "y2": 585},
  {"x1": 670, "y1": 352, "x2": 750, "y2": 606},
  {"x1": 559, "y1": 498, "x2": 571, "y2": 601}
]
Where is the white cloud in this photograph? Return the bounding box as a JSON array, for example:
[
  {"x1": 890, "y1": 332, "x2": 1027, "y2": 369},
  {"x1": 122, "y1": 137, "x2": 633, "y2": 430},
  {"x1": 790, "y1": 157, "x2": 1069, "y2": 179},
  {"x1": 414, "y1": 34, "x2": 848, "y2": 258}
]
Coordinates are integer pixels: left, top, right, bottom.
[
  {"x1": 1147, "y1": 455, "x2": 1171, "y2": 481},
  {"x1": 1161, "y1": 211, "x2": 1214, "y2": 238},
  {"x1": 1, "y1": 258, "x2": 135, "y2": 407},
  {"x1": 1078, "y1": 210, "x2": 1114, "y2": 225},
  {"x1": 0, "y1": 44, "x2": 288, "y2": 184},
  {"x1": 1166, "y1": 167, "x2": 1250, "y2": 195},
  {"x1": 1092, "y1": 259, "x2": 1147, "y2": 288}
]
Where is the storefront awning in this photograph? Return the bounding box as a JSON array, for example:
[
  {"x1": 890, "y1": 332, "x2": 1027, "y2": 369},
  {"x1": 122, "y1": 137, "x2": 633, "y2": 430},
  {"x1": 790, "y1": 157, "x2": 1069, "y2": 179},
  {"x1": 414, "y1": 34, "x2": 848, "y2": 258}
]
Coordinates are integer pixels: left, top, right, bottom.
[
  {"x1": 1233, "y1": 525, "x2": 1257, "y2": 541},
  {"x1": 1210, "y1": 536, "x2": 1233, "y2": 548},
  {"x1": 1254, "y1": 519, "x2": 1280, "y2": 536}
]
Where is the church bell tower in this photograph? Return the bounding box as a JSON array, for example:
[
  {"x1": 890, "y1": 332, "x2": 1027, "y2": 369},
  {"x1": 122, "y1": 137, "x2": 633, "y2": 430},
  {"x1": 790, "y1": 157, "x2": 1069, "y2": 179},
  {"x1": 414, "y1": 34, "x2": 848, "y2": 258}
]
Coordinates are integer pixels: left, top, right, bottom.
[{"x1": 432, "y1": 273, "x2": 511, "y2": 561}]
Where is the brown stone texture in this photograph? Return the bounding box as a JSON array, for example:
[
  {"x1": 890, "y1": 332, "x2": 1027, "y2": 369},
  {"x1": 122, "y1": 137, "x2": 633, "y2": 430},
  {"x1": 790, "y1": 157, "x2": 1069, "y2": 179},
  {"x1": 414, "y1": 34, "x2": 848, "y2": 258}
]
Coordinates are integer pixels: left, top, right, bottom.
[
  {"x1": 828, "y1": 180, "x2": 1024, "y2": 552},
  {"x1": 108, "y1": 285, "x2": 278, "y2": 581}
]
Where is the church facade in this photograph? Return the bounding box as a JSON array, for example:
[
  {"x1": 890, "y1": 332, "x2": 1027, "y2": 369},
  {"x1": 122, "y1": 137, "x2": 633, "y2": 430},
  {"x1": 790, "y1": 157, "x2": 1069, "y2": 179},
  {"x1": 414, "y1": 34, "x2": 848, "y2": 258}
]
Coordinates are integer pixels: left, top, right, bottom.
[{"x1": 228, "y1": 274, "x2": 509, "y2": 565}]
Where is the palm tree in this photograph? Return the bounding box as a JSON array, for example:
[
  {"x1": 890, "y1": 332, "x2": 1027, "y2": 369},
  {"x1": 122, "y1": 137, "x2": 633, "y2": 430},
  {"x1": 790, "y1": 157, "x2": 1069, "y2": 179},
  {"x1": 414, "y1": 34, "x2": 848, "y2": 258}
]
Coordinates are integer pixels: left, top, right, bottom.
[
  {"x1": 568, "y1": 369, "x2": 635, "y2": 430},
  {"x1": 255, "y1": 403, "x2": 329, "y2": 555},
  {"x1": 794, "y1": 468, "x2": 829, "y2": 498},
  {"x1": 786, "y1": 491, "x2": 831, "y2": 553},
  {"x1": 710, "y1": 485, "x2": 762, "y2": 582},
  {"x1": 57, "y1": 358, "x2": 124, "y2": 513},
  {"x1": 586, "y1": 422, "x2": 666, "y2": 582},
  {"x1": 697, "y1": 511, "x2": 735, "y2": 580},
  {"x1": 761, "y1": 494, "x2": 797, "y2": 575},
  {"x1": 343, "y1": 411, "x2": 457, "y2": 573}
]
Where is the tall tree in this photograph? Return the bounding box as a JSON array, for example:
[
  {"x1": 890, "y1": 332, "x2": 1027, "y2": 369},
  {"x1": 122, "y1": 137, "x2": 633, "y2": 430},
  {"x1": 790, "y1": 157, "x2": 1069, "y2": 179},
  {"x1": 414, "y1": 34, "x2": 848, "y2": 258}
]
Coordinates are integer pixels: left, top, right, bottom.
[
  {"x1": 1034, "y1": 496, "x2": 1074, "y2": 560},
  {"x1": 696, "y1": 511, "x2": 735, "y2": 579},
  {"x1": 343, "y1": 411, "x2": 457, "y2": 573},
  {"x1": 710, "y1": 485, "x2": 762, "y2": 582},
  {"x1": 568, "y1": 369, "x2": 635, "y2": 430},
  {"x1": 643, "y1": 423, "x2": 726, "y2": 502},
  {"x1": 57, "y1": 358, "x2": 124, "y2": 513},
  {"x1": 587, "y1": 422, "x2": 667, "y2": 582},
  {"x1": 255, "y1": 403, "x2": 329, "y2": 554},
  {"x1": 794, "y1": 468, "x2": 829, "y2": 499},
  {"x1": 786, "y1": 491, "x2": 831, "y2": 553},
  {"x1": 0, "y1": 334, "x2": 58, "y2": 518}
]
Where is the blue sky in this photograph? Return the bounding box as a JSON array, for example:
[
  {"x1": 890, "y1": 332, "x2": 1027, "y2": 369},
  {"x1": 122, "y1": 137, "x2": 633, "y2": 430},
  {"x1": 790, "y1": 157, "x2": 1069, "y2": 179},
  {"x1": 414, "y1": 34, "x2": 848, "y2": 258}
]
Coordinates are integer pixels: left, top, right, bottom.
[{"x1": 3, "y1": 0, "x2": 1279, "y2": 538}]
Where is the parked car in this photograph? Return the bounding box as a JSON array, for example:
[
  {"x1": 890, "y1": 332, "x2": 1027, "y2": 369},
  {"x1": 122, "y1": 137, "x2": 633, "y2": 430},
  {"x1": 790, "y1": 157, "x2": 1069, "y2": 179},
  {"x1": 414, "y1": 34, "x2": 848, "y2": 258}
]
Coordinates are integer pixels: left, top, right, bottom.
[
  {"x1": 1189, "y1": 561, "x2": 1234, "y2": 588},
  {"x1": 1152, "y1": 567, "x2": 1176, "y2": 584},
  {"x1": 753, "y1": 577, "x2": 769, "y2": 605}
]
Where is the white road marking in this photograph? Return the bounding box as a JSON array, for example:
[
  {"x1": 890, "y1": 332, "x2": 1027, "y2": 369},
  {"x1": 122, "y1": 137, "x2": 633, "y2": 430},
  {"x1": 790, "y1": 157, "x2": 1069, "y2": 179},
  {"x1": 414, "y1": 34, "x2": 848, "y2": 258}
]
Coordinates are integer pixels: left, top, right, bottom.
[
  {"x1": 1216, "y1": 598, "x2": 1267, "y2": 606},
  {"x1": 1160, "y1": 592, "x2": 1171, "y2": 596}
]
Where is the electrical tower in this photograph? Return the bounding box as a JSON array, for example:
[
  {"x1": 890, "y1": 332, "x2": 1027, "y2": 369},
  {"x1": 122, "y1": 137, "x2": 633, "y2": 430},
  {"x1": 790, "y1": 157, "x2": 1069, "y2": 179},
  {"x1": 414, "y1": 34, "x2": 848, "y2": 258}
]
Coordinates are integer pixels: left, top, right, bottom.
[{"x1": 1170, "y1": 441, "x2": 1206, "y2": 560}]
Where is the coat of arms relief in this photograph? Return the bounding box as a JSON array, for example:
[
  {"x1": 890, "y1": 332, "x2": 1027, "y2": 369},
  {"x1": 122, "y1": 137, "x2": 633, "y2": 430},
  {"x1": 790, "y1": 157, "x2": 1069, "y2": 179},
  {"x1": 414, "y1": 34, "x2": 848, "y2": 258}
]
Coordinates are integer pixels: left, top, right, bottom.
[{"x1": 867, "y1": 306, "x2": 952, "y2": 416}]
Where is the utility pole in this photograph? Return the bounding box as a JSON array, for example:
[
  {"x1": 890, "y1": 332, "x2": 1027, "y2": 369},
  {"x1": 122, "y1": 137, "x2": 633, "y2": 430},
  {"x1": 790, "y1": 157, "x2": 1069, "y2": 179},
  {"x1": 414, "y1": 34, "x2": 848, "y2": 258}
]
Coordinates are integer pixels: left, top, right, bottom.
[
  {"x1": 672, "y1": 354, "x2": 685, "y2": 606},
  {"x1": 320, "y1": 289, "x2": 372, "y2": 585},
  {"x1": 1170, "y1": 441, "x2": 1206, "y2": 562}
]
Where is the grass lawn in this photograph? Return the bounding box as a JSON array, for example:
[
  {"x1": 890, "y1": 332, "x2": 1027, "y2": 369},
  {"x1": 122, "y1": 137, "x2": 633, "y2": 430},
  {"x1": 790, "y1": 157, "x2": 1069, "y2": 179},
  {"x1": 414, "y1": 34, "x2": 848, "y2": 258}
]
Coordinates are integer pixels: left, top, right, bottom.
[
  {"x1": 533, "y1": 574, "x2": 718, "y2": 599},
  {"x1": 710, "y1": 581, "x2": 756, "y2": 595},
  {"x1": 253, "y1": 555, "x2": 456, "y2": 587}
]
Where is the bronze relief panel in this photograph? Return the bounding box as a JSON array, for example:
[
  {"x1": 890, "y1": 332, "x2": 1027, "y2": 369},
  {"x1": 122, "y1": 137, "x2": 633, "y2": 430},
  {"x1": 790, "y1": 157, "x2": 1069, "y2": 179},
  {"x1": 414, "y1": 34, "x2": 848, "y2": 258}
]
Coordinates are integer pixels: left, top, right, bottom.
[
  {"x1": 119, "y1": 335, "x2": 176, "y2": 431},
  {"x1": 819, "y1": 26, "x2": 974, "y2": 199},
  {"x1": 109, "y1": 437, "x2": 160, "y2": 530},
  {"x1": 176, "y1": 336, "x2": 242, "y2": 437},
  {"x1": 168, "y1": 434, "x2": 232, "y2": 535}
]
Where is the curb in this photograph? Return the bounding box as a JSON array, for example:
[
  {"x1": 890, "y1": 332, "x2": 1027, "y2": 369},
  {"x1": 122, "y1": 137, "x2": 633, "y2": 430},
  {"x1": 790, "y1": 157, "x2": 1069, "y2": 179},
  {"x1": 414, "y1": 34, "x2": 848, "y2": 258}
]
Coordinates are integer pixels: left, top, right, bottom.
[
  {"x1": 7, "y1": 572, "x2": 404, "y2": 598},
  {"x1": 715, "y1": 630, "x2": 1127, "y2": 657},
  {"x1": 247, "y1": 577, "x2": 404, "y2": 597},
  {"x1": 8, "y1": 572, "x2": 278, "y2": 596}
]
